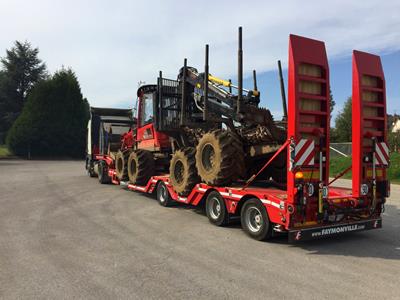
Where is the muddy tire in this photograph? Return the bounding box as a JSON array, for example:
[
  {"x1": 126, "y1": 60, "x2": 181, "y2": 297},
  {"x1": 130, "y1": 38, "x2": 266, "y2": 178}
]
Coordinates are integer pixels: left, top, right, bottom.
[
  {"x1": 169, "y1": 148, "x2": 199, "y2": 196},
  {"x1": 115, "y1": 150, "x2": 129, "y2": 180},
  {"x1": 127, "y1": 150, "x2": 154, "y2": 185},
  {"x1": 195, "y1": 130, "x2": 245, "y2": 186}
]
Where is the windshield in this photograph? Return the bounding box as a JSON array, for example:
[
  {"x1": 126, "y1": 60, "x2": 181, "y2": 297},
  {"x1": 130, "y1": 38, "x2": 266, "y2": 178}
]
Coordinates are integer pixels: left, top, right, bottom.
[{"x1": 140, "y1": 93, "x2": 154, "y2": 126}]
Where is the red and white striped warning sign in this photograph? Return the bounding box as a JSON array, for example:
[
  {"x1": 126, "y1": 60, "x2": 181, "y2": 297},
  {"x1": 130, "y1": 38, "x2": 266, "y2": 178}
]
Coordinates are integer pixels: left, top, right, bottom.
[
  {"x1": 375, "y1": 142, "x2": 389, "y2": 166},
  {"x1": 295, "y1": 139, "x2": 315, "y2": 167}
]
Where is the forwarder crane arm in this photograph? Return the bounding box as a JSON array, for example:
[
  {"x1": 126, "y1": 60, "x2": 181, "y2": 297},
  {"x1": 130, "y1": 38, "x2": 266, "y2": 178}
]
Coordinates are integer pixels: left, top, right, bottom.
[{"x1": 179, "y1": 66, "x2": 263, "y2": 126}]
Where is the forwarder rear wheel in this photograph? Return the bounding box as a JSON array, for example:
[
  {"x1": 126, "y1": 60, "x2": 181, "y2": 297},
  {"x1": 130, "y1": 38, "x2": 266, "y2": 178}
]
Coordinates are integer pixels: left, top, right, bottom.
[
  {"x1": 127, "y1": 150, "x2": 154, "y2": 185},
  {"x1": 169, "y1": 148, "x2": 199, "y2": 196},
  {"x1": 195, "y1": 130, "x2": 245, "y2": 186},
  {"x1": 115, "y1": 150, "x2": 129, "y2": 180}
]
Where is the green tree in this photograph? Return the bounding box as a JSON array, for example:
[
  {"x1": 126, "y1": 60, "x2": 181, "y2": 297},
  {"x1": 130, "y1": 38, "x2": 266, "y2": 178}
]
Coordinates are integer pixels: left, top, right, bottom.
[
  {"x1": 388, "y1": 131, "x2": 400, "y2": 152},
  {"x1": 0, "y1": 41, "x2": 47, "y2": 142},
  {"x1": 6, "y1": 68, "x2": 89, "y2": 157},
  {"x1": 329, "y1": 88, "x2": 335, "y2": 118},
  {"x1": 334, "y1": 97, "x2": 352, "y2": 142}
]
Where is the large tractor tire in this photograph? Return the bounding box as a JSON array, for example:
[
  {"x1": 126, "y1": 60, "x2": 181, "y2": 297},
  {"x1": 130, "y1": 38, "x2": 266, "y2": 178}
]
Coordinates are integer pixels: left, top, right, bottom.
[
  {"x1": 169, "y1": 148, "x2": 199, "y2": 196},
  {"x1": 195, "y1": 129, "x2": 245, "y2": 186},
  {"x1": 115, "y1": 150, "x2": 129, "y2": 181},
  {"x1": 127, "y1": 150, "x2": 154, "y2": 185}
]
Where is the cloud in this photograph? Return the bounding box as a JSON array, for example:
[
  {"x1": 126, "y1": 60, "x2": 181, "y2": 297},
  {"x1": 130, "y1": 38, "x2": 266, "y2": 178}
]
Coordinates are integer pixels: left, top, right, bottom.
[{"x1": 0, "y1": 0, "x2": 399, "y2": 107}]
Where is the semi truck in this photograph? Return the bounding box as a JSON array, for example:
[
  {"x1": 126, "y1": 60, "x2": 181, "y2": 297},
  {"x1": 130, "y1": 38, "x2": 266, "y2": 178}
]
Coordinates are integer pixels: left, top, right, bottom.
[{"x1": 85, "y1": 31, "x2": 390, "y2": 242}]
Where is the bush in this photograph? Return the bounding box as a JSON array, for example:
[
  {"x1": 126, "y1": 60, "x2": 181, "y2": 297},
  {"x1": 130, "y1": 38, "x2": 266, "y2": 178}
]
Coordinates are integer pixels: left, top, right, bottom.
[
  {"x1": 6, "y1": 69, "x2": 89, "y2": 157},
  {"x1": 330, "y1": 153, "x2": 400, "y2": 183}
]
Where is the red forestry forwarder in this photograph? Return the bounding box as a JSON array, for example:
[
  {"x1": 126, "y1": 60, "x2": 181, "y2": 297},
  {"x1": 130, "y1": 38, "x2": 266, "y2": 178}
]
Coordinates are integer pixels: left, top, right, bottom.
[{"x1": 86, "y1": 28, "x2": 390, "y2": 242}]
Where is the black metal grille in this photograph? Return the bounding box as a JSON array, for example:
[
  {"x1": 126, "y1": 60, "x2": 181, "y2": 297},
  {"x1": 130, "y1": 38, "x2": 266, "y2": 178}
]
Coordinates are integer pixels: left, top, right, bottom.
[{"x1": 157, "y1": 77, "x2": 181, "y2": 132}]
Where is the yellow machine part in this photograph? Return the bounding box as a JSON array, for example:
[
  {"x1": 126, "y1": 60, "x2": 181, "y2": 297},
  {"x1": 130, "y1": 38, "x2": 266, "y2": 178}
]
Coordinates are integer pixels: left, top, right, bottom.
[{"x1": 208, "y1": 75, "x2": 231, "y2": 87}]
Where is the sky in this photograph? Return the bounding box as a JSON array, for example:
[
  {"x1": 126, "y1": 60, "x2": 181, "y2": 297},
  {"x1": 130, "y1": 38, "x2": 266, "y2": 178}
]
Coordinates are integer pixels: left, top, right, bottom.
[{"x1": 0, "y1": 0, "x2": 399, "y2": 123}]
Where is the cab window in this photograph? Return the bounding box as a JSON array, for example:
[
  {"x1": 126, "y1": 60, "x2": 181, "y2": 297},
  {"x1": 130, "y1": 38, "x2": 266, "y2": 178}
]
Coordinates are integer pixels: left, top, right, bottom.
[{"x1": 140, "y1": 93, "x2": 154, "y2": 126}]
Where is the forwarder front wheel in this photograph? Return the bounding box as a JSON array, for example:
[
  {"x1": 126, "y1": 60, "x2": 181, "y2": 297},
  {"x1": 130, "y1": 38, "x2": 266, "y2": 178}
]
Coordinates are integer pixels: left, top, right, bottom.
[
  {"x1": 241, "y1": 198, "x2": 272, "y2": 241},
  {"x1": 127, "y1": 150, "x2": 154, "y2": 185},
  {"x1": 169, "y1": 148, "x2": 199, "y2": 196}
]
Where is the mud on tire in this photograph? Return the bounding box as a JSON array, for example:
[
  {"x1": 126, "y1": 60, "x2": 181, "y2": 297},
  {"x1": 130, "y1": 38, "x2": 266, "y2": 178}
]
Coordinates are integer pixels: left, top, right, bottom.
[
  {"x1": 169, "y1": 148, "x2": 199, "y2": 196},
  {"x1": 115, "y1": 150, "x2": 130, "y2": 180},
  {"x1": 195, "y1": 129, "x2": 245, "y2": 186},
  {"x1": 127, "y1": 150, "x2": 155, "y2": 185}
]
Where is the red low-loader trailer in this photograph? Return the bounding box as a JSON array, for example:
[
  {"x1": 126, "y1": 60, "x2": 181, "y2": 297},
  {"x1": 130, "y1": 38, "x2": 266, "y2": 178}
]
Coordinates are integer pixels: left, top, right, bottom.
[{"x1": 95, "y1": 35, "x2": 390, "y2": 242}]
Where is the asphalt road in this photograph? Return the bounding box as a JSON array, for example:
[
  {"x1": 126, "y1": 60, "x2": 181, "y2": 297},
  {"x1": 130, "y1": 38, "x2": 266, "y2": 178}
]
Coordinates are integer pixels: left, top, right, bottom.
[{"x1": 0, "y1": 160, "x2": 399, "y2": 299}]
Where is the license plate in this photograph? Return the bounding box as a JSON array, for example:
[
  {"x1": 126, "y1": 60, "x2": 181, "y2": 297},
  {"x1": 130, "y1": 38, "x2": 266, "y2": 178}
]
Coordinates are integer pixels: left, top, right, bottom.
[{"x1": 288, "y1": 218, "x2": 382, "y2": 242}]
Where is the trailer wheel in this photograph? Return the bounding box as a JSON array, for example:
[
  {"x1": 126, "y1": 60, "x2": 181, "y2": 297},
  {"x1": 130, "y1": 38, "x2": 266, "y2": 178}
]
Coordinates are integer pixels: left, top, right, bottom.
[
  {"x1": 115, "y1": 150, "x2": 129, "y2": 180},
  {"x1": 157, "y1": 181, "x2": 174, "y2": 207},
  {"x1": 169, "y1": 148, "x2": 199, "y2": 196},
  {"x1": 98, "y1": 161, "x2": 111, "y2": 184},
  {"x1": 241, "y1": 198, "x2": 272, "y2": 240},
  {"x1": 205, "y1": 191, "x2": 229, "y2": 226},
  {"x1": 195, "y1": 130, "x2": 245, "y2": 186},
  {"x1": 127, "y1": 150, "x2": 154, "y2": 185},
  {"x1": 86, "y1": 157, "x2": 96, "y2": 177}
]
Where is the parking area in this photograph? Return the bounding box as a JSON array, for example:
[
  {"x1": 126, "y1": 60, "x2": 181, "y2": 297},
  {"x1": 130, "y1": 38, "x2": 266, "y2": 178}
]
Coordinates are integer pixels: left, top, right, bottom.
[{"x1": 0, "y1": 160, "x2": 399, "y2": 299}]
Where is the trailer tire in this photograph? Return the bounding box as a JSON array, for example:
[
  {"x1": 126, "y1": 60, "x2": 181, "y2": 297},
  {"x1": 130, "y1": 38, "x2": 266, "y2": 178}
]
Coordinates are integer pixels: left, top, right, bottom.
[
  {"x1": 157, "y1": 181, "x2": 174, "y2": 207},
  {"x1": 98, "y1": 161, "x2": 111, "y2": 184},
  {"x1": 127, "y1": 150, "x2": 154, "y2": 185},
  {"x1": 115, "y1": 150, "x2": 129, "y2": 180},
  {"x1": 196, "y1": 129, "x2": 245, "y2": 186},
  {"x1": 86, "y1": 157, "x2": 96, "y2": 177},
  {"x1": 240, "y1": 198, "x2": 272, "y2": 241},
  {"x1": 205, "y1": 191, "x2": 229, "y2": 226},
  {"x1": 169, "y1": 148, "x2": 199, "y2": 196}
]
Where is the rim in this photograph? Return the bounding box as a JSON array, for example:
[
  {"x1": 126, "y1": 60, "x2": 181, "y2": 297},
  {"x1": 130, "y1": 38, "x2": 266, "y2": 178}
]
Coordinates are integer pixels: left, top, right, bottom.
[
  {"x1": 209, "y1": 196, "x2": 221, "y2": 220},
  {"x1": 173, "y1": 160, "x2": 184, "y2": 184},
  {"x1": 244, "y1": 206, "x2": 263, "y2": 233},
  {"x1": 201, "y1": 143, "x2": 215, "y2": 172},
  {"x1": 129, "y1": 158, "x2": 137, "y2": 177},
  {"x1": 159, "y1": 184, "x2": 167, "y2": 203}
]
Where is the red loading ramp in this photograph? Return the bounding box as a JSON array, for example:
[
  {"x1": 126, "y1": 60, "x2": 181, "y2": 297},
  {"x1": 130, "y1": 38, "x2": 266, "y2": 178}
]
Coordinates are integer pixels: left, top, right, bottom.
[
  {"x1": 352, "y1": 50, "x2": 387, "y2": 198},
  {"x1": 287, "y1": 35, "x2": 330, "y2": 208}
]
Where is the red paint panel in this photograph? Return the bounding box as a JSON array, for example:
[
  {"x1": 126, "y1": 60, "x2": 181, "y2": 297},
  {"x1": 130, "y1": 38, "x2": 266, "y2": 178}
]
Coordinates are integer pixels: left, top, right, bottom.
[
  {"x1": 287, "y1": 34, "x2": 330, "y2": 204},
  {"x1": 352, "y1": 50, "x2": 386, "y2": 197}
]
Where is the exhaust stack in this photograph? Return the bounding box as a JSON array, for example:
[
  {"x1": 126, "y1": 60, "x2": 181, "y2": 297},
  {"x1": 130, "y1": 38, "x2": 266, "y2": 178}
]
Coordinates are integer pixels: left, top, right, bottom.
[
  {"x1": 203, "y1": 44, "x2": 209, "y2": 121},
  {"x1": 278, "y1": 60, "x2": 288, "y2": 120},
  {"x1": 180, "y1": 58, "x2": 187, "y2": 126},
  {"x1": 237, "y1": 26, "x2": 243, "y2": 114}
]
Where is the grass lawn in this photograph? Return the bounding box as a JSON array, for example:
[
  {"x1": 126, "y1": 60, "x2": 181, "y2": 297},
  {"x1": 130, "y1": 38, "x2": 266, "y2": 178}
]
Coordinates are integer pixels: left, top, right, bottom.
[
  {"x1": 330, "y1": 152, "x2": 400, "y2": 184},
  {"x1": 0, "y1": 144, "x2": 12, "y2": 158}
]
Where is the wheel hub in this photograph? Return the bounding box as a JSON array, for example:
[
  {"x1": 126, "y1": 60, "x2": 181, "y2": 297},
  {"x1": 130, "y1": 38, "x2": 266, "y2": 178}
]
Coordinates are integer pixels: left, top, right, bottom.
[
  {"x1": 159, "y1": 185, "x2": 166, "y2": 203},
  {"x1": 209, "y1": 197, "x2": 221, "y2": 219},
  {"x1": 245, "y1": 207, "x2": 263, "y2": 233},
  {"x1": 173, "y1": 160, "x2": 184, "y2": 184},
  {"x1": 202, "y1": 143, "x2": 216, "y2": 172}
]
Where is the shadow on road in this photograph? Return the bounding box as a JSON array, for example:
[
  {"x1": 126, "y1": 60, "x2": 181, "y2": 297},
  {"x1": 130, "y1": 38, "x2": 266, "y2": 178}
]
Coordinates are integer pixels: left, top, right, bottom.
[{"x1": 125, "y1": 187, "x2": 400, "y2": 260}]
